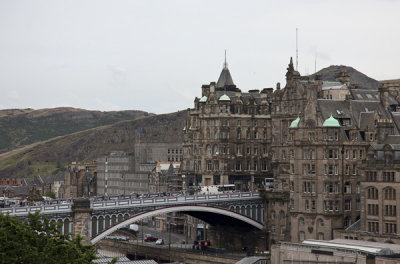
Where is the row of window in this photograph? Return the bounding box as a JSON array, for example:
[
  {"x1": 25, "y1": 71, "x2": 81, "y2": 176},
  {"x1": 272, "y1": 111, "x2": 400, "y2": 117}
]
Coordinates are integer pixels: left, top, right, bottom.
[
  {"x1": 366, "y1": 171, "x2": 397, "y2": 182},
  {"x1": 280, "y1": 148, "x2": 366, "y2": 161},
  {"x1": 298, "y1": 231, "x2": 324, "y2": 241},
  {"x1": 194, "y1": 144, "x2": 268, "y2": 156},
  {"x1": 367, "y1": 187, "x2": 397, "y2": 200},
  {"x1": 167, "y1": 149, "x2": 182, "y2": 154},
  {"x1": 235, "y1": 160, "x2": 269, "y2": 171},
  {"x1": 367, "y1": 204, "x2": 397, "y2": 216},
  {"x1": 192, "y1": 160, "x2": 268, "y2": 172},
  {"x1": 167, "y1": 156, "x2": 183, "y2": 162},
  {"x1": 236, "y1": 130, "x2": 267, "y2": 140},
  {"x1": 367, "y1": 221, "x2": 397, "y2": 234}
]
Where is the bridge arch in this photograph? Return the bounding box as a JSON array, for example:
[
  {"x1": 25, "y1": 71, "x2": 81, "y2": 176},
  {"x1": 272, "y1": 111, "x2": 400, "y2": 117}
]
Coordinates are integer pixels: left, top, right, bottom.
[{"x1": 91, "y1": 205, "x2": 264, "y2": 244}]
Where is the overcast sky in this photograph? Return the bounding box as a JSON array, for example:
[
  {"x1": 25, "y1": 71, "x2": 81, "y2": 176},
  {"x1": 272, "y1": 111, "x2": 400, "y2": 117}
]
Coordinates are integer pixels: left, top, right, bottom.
[{"x1": 1, "y1": 0, "x2": 399, "y2": 114}]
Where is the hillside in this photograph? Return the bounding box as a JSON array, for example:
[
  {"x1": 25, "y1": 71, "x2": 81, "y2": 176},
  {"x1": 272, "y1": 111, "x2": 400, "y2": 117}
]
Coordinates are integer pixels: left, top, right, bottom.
[
  {"x1": 309, "y1": 65, "x2": 381, "y2": 90},
  {"x1": 0, "y1": 107, "x2": 150, "y2": 153},
  {"x1": 0, "y1": 110, "x2": 186, "y2": 178}
]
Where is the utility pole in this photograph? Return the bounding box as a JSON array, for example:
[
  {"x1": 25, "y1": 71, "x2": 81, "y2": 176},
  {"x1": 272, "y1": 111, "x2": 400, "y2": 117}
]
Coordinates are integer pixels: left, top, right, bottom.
[{"x1": 168, "y1": 221, "x2": 171, "y2": 263}]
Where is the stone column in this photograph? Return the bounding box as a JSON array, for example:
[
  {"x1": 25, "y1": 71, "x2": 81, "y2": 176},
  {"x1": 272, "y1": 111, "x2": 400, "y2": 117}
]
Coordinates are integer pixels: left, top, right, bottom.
[{"x1": 72, "y1": 198, "x2": 93, "y2": 245}]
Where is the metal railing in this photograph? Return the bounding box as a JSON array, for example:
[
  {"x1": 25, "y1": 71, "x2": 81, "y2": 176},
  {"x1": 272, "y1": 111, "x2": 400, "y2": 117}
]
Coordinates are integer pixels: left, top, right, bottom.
[{"x1": 0, "y1": 192, "x2": 260, "y2": 216}]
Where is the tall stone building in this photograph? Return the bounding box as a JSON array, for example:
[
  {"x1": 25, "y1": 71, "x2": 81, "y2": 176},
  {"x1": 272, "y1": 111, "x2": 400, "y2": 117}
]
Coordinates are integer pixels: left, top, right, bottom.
[
  {"x1": 182, "y1": 59, "x2": 273, "y2": 192},
  {"x1": 182, "y1": 55, "x2": 400, "y2": 246},
  {"x1": 277, "y1": 58, "x2": 399, "y2": 242},
  {"x1": 97, "y1": 151, "x2": 150, "y2": 196}
]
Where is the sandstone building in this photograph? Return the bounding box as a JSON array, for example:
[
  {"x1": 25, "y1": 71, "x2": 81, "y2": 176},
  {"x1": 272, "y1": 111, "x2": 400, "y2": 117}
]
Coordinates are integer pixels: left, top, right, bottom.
[
  {"x1": 182, "y1": 59, "x2": 273, "y2": 193},
  {"x1": 182, "y1": 56, "x2": 400, "y2": 246}
]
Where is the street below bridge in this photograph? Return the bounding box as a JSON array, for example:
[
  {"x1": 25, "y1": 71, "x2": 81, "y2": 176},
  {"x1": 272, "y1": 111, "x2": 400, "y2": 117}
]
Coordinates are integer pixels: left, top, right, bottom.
[{"x1": 97, "y1": 239, "x2": 254, "y2": 264}]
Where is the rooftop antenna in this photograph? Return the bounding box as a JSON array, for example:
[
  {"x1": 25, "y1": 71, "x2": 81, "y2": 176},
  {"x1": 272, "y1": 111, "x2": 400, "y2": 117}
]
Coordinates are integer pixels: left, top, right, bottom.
[
  {"x1": 315, "y1": 52, "x2": 317, "y2": 73},
  {"x1": 224, "y1": 49, "x2": 228, "y2": 69},
  {"x1": 296, "y1": 28, "x2": 299, "y2": 71}
]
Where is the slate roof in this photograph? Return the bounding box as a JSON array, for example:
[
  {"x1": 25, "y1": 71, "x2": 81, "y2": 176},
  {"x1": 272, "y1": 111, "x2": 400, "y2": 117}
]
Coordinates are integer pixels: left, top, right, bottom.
[
  {"x1": 350, "y1": 89, "x2": 379, "y2": 101},
  {"x1": 382, "y1": 135, "x2": 400, "y2": 144},
  {"x1": 0, "y1": 185, "x2": 30, "y2": 196},
  {"x1": 216, "y1": 66, "x2": 235, "y2": 88},
  {"x1": 317, "y1": 99, "x2": 390, "y2": 130}
]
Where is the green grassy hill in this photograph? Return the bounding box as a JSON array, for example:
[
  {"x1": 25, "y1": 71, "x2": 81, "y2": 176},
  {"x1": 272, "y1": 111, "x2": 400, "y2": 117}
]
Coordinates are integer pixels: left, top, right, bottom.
[
  {"x1": 0, "y1": 107, "x2": 150, "y2": 153},
  {"x1": 0, "y1": 110, "x2": 186, "y2": 178}
]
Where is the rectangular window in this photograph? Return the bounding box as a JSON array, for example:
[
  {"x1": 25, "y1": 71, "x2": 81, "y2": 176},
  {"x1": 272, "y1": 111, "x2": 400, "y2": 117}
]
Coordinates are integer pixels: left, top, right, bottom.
[
  {"x1": 345, "y1": 199, "x2": 351, "y2": 211},
  {"x1": 207, "y1": 160, "x2": 212, "y2": 171},
  {"x1": 262, "y1": 161, "x2": 268, "y2": 171},
  {"x1": 235, "y1": 161, "x2": 242, "y2": 171}
]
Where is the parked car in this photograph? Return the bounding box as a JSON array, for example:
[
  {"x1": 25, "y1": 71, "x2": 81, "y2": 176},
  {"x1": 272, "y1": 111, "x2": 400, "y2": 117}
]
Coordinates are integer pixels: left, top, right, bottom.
[
  {"x1": 155, "y1": 238, "x2": 164, "y2": 245},
  {"x1": 144, "y1": 236, "x2": 158, "y2": 242}
]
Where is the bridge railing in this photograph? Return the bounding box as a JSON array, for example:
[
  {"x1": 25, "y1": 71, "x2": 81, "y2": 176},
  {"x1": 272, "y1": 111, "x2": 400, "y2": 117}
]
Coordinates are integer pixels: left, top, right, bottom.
[
  {"x1": 91, "y1": 192, "x2": 260, "y2": 209},
  {"x1": 0, "y1": 192, "x2": 260, "y2": 216},
  {"x1": 0, "y1": 204, "x2": 72, "y2": 216}
]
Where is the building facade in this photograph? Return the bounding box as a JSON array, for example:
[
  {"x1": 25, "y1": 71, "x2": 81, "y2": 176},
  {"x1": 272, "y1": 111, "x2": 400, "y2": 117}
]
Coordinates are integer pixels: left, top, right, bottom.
[
  {"x1": 182, "y1": 56, "x2": 400, "y2": 247},
  {"x1": 182, "y1": 60, "x2": 273, "y2": 192}
]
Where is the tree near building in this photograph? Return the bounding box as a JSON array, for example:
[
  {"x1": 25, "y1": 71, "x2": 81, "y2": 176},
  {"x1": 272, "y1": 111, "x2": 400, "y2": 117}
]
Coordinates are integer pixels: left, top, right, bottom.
[{"x1": 0, "y1": 212, "x2": 96, "y2": 264}]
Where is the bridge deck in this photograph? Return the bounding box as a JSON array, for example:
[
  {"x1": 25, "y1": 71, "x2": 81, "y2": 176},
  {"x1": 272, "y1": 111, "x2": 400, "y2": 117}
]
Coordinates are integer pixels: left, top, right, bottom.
[{"x1": 0, "y1": 192, "x2": 261, "y2": 216}]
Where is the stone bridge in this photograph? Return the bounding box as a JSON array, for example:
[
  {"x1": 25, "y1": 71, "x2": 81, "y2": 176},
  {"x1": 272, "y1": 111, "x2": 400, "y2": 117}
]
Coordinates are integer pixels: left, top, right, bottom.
[{"x1": 0, "y1": 192, "x2": 265, "y2": 247}]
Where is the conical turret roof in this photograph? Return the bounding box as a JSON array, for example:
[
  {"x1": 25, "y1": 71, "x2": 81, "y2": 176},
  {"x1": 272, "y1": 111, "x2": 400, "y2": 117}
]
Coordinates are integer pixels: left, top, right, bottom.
[
  {"x1": 216, "y1": 67, "x2": 234, "y2": 88},
  {"x1": 216, "y1": 51, "x2": 235, "y2": 90}
]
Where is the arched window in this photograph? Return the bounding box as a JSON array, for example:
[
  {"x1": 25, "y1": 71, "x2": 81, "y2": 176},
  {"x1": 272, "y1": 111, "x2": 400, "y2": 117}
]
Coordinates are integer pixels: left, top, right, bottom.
[
  {"x1": 317, "y1": 218, "x2": 324, "y2": 227},
  {"x1": 271, "y1": 211, "x2": 275, "y2": 220},
  {"x1": 299, "y1": 217, "x2": 304, "y2": 226},
  {"x1": 213, "y1": 145, "x2": 219, "y2": 155},
  {"x1": 384, "y1": 187, "x2": 396, "y2": 200},
  {"x1": 318, "y1": 232, "x2": 324, "y2": 240},
  {"x1": 367, "y1": 187, "x2": 379, "y2": 199},
  {"x1": 206, "y1": 145, "x2": 212, "y2": 155}
]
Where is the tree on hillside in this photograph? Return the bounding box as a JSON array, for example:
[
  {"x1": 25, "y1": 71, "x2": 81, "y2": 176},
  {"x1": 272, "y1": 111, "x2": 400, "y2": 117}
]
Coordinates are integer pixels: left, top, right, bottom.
[{"x1": 0, "y1": 212, "x2": 96, "y2": 264}]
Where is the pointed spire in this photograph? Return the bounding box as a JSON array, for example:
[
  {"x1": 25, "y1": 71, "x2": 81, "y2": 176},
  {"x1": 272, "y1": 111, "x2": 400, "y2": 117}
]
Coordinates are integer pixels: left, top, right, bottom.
[
  {"x1": 288, "y1": 57, "x2": 294, "y2": 72},
  {"x1": 216, "y1": 50, "x2": 235, "y2": 90},
  {"x1": 223, "y1": 49, "x2": 228, "y2": 69}
]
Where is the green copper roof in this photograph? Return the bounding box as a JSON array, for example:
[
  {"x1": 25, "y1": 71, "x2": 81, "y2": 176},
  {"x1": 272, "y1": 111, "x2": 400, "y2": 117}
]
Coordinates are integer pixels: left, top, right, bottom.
[
  {"x1": 289, "y1": 117, "x2": 300, "y2": 128},
  {"x1": 199, "y1": 96, "x2": 208, "y2": 103},
  {"x1": 219, "y1": 94, "x2": 231, "y2": 101},
  {"x1": 323, "y1": 114, "x2": 341, "y2": 127}
]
